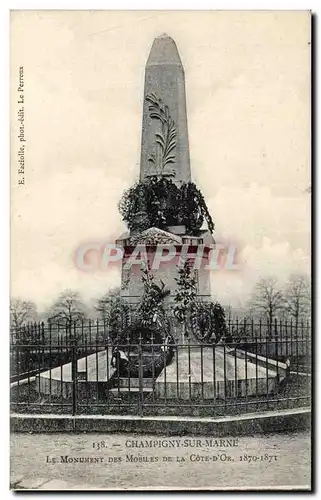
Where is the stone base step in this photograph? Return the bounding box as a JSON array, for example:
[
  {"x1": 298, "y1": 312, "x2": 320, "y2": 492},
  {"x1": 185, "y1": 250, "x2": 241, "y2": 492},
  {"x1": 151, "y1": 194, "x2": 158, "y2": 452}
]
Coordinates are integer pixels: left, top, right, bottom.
[
  {"x1": 112, "y1": 377, "x2": 154, "y2": 389},
  {"x1": 110, "y1": 387, "x2": 153, "y2": 393}
]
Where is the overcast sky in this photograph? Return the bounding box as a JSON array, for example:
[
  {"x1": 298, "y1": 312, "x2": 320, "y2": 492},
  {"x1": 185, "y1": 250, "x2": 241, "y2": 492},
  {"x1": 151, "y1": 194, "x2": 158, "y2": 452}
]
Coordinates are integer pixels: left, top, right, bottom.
[{"x1": 11, "y1": 10, "x2": 311, "y2": 310}]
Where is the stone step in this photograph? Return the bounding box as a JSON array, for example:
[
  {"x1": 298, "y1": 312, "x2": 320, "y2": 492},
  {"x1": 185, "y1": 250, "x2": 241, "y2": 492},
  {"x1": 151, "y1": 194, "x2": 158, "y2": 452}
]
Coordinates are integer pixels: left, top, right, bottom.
[
  {"x1": 110, "y1": 387, "x2": 153, "y2": 393},
  {"x1": 113, "y1": 377, "x2": 154, "y2": 388}
]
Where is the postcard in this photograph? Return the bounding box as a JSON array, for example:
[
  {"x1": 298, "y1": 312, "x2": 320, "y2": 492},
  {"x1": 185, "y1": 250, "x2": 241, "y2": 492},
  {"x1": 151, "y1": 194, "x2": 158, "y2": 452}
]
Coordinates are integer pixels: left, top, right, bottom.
[{"x1": 10, "y1": 10, "x2": 311, "y2": 491}]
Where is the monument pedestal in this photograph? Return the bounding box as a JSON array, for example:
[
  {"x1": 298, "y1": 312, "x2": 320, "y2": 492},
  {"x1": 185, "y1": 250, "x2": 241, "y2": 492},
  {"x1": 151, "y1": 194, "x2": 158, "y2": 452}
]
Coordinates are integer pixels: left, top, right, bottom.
[
  {"x1": 37, "y1": 350, "x2": 116, "y2": 399},
  {"x1": 155, "y1": 346, "x2": 286, "y2": 400}
]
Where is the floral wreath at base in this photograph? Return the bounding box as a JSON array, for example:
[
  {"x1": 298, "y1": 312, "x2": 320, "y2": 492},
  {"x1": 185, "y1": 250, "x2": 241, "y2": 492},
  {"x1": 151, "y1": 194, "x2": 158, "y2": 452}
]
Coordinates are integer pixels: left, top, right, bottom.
[
  {"x1": 189, "y1": 302, "x2": 227, "y2": 344},
  {"x1": 111, "y1": 320, "x2": 175, "y2": 377}
]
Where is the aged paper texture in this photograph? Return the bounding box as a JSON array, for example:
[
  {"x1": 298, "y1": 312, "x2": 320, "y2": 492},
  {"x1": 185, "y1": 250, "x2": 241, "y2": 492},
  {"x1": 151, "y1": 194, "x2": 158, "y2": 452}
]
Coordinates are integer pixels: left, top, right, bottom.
[{"x1": 10, "y1": 10, "x2": 311, "y2": 491}]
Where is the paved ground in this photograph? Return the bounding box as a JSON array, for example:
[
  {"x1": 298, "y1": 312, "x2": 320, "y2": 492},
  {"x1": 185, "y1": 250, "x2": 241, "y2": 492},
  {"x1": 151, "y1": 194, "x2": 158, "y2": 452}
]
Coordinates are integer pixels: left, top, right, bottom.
[{"x1": 10, "y1": 431, "x2": 311, "y2": 490}]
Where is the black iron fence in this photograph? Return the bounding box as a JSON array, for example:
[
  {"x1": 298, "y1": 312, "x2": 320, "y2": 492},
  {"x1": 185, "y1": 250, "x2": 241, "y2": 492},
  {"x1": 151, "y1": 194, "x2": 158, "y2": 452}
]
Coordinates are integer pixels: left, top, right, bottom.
[{"x1": 10, "y1": 319, "x2": 311, "y2": 417}]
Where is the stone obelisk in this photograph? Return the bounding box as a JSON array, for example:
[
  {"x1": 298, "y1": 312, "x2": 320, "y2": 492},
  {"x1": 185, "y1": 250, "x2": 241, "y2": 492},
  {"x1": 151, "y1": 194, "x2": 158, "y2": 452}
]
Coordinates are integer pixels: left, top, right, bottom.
[
  {"x1": 118, "y1": 34, "x2": 213, "y2": 304},
  {"x1": 140, "y1": 34, "x2": 191, "y2": 185}
]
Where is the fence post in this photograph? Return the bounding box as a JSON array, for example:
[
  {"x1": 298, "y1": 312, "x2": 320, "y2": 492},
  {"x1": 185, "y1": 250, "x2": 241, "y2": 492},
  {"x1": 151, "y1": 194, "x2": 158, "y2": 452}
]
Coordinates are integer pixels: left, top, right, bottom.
[
  {"x1": 41, "y1": 321, "x2": 45, "y2": 370},
  {"x1": 138, "y1": 331, "x2": 144, "y2": 417},
  {"x1": 274, "y1": 318, "x2": 279, "y2": 385},
  {"x1": 274, "y1": 317, "x2": 278, "y2": 339},
  {"x1": 71, "y1": 336, "x2": 77, "y2": 416},
  {"x1": 267, "y1": 318, "x2": 271, "y2": 341}
]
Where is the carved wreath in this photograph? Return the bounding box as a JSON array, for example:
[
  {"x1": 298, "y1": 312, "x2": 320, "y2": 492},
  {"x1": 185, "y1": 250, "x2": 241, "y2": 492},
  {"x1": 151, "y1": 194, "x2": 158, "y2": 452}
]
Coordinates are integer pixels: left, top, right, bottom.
[{"x1": 146, "y1": 93, "x2": 177, "y2": 177}]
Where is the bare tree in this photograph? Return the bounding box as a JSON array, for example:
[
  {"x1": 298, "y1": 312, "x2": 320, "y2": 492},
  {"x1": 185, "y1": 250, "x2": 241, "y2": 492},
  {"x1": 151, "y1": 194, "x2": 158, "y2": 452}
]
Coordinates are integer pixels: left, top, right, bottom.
[
  {"x1": 250, "y1": 277, "x2": 284, "y2": 336},
  {"x1": 10, "y1": 299, "x2": 38, "y2": 330},
  {"x1": 94, "y1": 287, "x2": 121, "y2": 322},
  {"x1": 284, "y1": 274, "x2": 311, "y2": 327},
  {"x1": 47, "y1": 289, "x2": 87, "y2": 326}
]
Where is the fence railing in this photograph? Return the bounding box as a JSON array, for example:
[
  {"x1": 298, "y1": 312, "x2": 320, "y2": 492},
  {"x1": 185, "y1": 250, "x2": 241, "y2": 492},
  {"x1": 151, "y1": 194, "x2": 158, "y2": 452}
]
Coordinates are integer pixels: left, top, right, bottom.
[{"x1": 10, "y1": 319, "x2": 311, "y2": 417}]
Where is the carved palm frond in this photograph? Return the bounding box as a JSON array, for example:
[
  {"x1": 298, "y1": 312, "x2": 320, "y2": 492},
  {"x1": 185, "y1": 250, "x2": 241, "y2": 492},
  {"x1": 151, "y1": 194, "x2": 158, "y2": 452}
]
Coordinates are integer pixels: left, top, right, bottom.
[
  {"x1": 155, "y1": 132, "x2": 165, "y2": 151},
  {"x1": 164, "y1": 156, "x2": 176, "y2": 165},
  {"x1": 147, "y1": 93, "x2": 166, "y2": 124},
  {"x1": 148, "y1": 153, "x2": 156, "y2": 164},
  {"x1": 150, "y1": 110, "x2": 163, "y2": 121},
  {"x1": 163, "y1": 121, "x2": 176, "y2": 166},
  {"x1": 146, "y1": 93, "x2": 177, "y2": 175},
  {"x1": 146, "y1": 92, "x2": 159, "y2": 105},
  {"x1": 167, "y1": 124, "x2": 176, "y2": 143}
]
